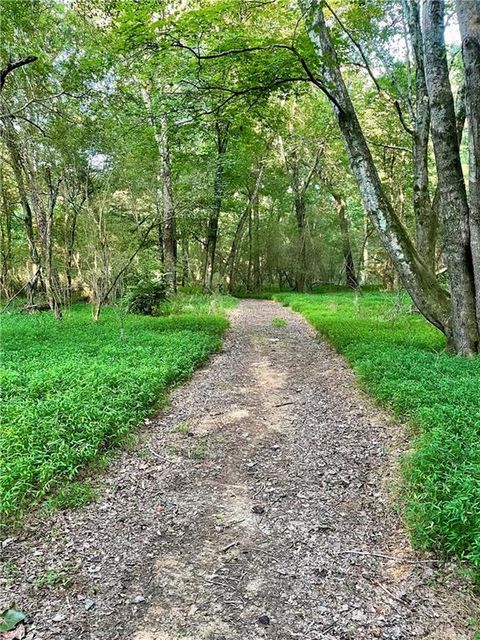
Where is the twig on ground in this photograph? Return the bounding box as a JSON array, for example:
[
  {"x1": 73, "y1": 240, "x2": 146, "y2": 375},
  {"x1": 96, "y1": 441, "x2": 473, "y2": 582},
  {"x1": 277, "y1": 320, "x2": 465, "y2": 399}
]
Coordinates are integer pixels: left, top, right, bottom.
[{"x1": 339, "y1": 550, "x2": 440, "y2": 564}]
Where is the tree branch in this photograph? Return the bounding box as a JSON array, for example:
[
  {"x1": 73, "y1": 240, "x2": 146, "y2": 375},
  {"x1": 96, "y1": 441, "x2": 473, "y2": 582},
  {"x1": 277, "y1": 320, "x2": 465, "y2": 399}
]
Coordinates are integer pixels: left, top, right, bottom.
[
  {"x1": 0, "y1": 56, "x2": 38, "y2": 92},
  {"x1": 172, "y1": 39, "x2": 345, "y2": 113}
]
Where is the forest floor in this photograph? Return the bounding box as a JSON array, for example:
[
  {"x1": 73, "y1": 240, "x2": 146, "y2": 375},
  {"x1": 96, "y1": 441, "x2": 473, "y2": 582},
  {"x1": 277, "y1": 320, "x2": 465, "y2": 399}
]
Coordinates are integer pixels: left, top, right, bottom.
[{"x1": 1, "y1": 300, "x2": 477, "y2": 640}]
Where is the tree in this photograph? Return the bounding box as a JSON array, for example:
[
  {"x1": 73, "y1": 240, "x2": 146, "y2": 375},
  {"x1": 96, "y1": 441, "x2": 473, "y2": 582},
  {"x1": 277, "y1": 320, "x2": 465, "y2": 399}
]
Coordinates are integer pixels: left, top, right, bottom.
[{"x1": 299, "y1": 0, "x2": 478, "y2": 354}]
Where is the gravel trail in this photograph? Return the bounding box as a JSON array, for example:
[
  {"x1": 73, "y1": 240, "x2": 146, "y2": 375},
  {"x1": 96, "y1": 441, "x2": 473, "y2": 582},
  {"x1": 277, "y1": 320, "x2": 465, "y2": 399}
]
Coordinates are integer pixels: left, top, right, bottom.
[{"x1": 1, "y1": 300, "x2": 476, "y2": 640}]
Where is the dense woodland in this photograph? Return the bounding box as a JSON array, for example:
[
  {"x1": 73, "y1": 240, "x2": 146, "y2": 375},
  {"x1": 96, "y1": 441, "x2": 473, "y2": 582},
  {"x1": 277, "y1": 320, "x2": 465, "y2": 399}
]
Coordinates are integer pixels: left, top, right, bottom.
[
  {"x1": 0, "y1": 0, "x2": 479, "y2": 355},
  {"x1": 1, "y1": 4, "x2": 480, "y2": 625}
]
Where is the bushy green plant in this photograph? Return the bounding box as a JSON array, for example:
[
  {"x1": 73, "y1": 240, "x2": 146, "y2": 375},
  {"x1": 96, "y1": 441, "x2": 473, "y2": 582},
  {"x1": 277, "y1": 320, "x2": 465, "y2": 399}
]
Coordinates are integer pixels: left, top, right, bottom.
[
  {"x1": 0, "y1": 299, "x2": 233, "y2": 519},
  {"x1": 123, "y1": 277, "x2": 168, "y2": 315},
  {"x1": 276, "y1": 291, "x2": 480, "y2": 572}
]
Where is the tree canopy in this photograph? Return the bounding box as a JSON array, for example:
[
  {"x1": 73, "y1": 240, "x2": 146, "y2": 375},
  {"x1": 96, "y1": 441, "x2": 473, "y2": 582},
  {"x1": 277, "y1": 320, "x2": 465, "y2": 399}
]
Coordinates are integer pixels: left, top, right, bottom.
[{"x1": 1, "y1": 0, "x2": 479, "y2": 354}]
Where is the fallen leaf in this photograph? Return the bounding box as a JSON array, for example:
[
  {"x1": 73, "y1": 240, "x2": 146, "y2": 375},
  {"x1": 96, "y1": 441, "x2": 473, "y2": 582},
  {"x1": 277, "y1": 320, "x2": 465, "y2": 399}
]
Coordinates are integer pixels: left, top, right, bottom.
[{"x1": 0, "y1": 610, "x2": 26, "y2": 633}]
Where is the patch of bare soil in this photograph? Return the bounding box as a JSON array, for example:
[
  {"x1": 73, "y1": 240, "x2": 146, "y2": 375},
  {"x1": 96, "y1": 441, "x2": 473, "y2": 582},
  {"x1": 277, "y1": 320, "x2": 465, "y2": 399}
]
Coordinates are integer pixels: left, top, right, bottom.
[{"x1": 1, "y1": 300, "x2": 477, "y2": 640}]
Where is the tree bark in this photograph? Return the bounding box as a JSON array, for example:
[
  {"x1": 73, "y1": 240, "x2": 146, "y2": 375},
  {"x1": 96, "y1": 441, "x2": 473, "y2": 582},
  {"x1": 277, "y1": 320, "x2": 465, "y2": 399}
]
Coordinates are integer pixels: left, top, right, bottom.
[
  {"x1": 405, "y1": 0, "x2": 437, "y2": 271},
  {"x1": 284, "y1": 144, "x2": 322, "y2": 292},
  {"x1": 159, "y1": 113, "x2": 177, "y2": 292},
  {"x1": 0, "y1": 160, "x2": 13, "y2": 298},
  {"x1": 300, "y1": 0, "x2": 452, "y2": 339},
  {"x1": 203, "y1": 121, "x2": 229, "y2": 291},
  {"x1": 141, "y1": 85, "x2": 177, "y2": 291},
  {"x1": 227, "y1": 161, "x2": 265, "y2": 293},
  {"x1": 423, "y1": 0, "x2": 479, "y2": 353},
  {"x1": 332, "y1": 192, "x2": 358, "y2": 288},
  {"x1": 1, "y1": 120, "x2": 42, "y2": 304},
  {"x1": 0, "y1": 56, "x2": 37, "y2": 93},
  {"x1": 456, "y1": 0, "x2": 480, "y2": 333}
]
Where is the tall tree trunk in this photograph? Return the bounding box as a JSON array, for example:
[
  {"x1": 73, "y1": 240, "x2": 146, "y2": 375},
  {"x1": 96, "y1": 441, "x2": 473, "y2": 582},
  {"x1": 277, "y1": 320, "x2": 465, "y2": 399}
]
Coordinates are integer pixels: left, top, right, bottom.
[
  {"x1": 423, "y1": 0, "x2": 479, "y2": 354},
  {"x1": 141, "y1": 85, "x2": 176, "y2": 290},
  {"x1": 332, "y1": 192, "x2": 358, "y2": 288},
  {"x1": 159, "y1": 113, "x2": 177, "y2": 292},
  {"x1": 1, "y1": 120, "x2": 42, "y2": 304},
  {"x1": 227, "y1": 161, "x2": 265, "y2": 293},
  {"x1": 181, "y1": 236, "x2": 189, "y2": 287},
  {"x1": 456, "y1": 0, "x2": 480, "y2": 333},
  {"x1": 253, "y1": 191, "x2": 261, "y2": 292},
  {"x1": 293, "y1": 190, "x2": 307, "y2": 292},
  {"x1": 285, "y1": 145, "x2": 321, "y2": 292},
  {"x1": 203, "y1": 121, "x2": 228, "y2": 291},
  {"x1": 0, "y1": 162, "x2": 13, "y2": 298},
  {"x1": 359, "y1": 218, "x2": 371, "y2": 285},
  {"x1": 30, "y1": 167, "x2": 63, "y2": 319},
  {"x1": 65, "y1": 209, "x2": 78, "y2": 305},
  {"x1": 300, "y1": 0, "x2": 452, "y2": 340},
  {"x1": 405, "y1": 0, "x2": 437, "y2": 270}
]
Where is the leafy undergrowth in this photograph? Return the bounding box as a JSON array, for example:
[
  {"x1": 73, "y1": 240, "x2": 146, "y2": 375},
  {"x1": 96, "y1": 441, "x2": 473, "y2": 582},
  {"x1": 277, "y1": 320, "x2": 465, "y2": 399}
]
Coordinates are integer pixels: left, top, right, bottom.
[
  {"x1": 0, "y1": 295, "x2": 234, "y2": 520},
  {"x1": 276, "y1": 290, "x2": 480, "y2": 574}
]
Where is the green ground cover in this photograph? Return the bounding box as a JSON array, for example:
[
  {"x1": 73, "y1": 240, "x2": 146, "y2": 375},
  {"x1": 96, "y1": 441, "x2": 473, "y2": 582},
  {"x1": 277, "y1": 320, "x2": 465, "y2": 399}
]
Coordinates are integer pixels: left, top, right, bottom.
[
  {"x1": 0, "y1": 295, "x2": 235, "y2": 519},
  {"x1": 276, "y1": 290, "x2": 480, "y2": 573}
]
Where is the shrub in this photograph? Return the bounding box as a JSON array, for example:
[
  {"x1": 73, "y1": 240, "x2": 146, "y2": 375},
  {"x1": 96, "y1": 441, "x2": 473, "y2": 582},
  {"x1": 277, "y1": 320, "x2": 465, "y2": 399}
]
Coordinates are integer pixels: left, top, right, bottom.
[{"x1": 123, "y1": 277, "x2": 168, "y2": 315}]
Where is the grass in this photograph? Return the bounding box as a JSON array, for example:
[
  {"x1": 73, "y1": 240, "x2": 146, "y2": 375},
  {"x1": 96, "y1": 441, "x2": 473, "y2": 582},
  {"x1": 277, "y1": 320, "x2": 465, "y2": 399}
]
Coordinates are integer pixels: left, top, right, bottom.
[
  {"x1": 272, "y1": 318, "x2": 287, "y2": 327},
  {"x1": 275, "y1": 289, "x2": 480, "y2": 573},
  {"x1": 0, "y1": 295, "x2": 234, "y2": 522}
]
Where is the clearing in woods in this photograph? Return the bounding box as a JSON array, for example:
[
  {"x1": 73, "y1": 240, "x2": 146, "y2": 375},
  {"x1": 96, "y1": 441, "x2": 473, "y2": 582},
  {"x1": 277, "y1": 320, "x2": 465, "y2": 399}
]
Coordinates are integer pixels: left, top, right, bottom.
[{"x1": 1, "y1": 300, "x2": 477, "y2": 639}]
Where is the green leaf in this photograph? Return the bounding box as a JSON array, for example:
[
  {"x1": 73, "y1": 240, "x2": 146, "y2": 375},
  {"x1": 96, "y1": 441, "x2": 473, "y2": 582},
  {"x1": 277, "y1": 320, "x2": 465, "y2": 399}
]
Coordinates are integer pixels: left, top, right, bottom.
[{"x1": 0, "y1": 609, "x2": 26, "y2": 632}]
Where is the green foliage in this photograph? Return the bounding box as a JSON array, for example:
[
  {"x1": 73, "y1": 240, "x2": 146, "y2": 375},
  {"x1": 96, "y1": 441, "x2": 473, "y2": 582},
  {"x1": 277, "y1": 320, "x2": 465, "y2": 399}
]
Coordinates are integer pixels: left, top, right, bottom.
[
  {"x1": 276, "y1": 291, "x2": 480, "y2": 571},
  {"x1": 0, "y1": 298, "x2": 232, "y2": 519},
  {"x1": 42, "y1": 481, "x2": 97, "y2": 513},
  {"x1": 272, "y1": 317, "x2": 287, "y2": 327},
  {"x1": 0, "y1": 608, "x2": 26, "y2": 633},
  {"x1": 123, "y1": 277, "x2": 168, "y2": 315},
  {"x1": 175, "y1": 421, "x2": 192, "y2": 435}
]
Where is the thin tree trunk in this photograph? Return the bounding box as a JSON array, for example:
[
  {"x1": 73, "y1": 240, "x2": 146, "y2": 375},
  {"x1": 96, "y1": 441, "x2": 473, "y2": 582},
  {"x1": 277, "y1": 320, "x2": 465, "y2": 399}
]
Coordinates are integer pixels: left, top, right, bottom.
[
  {"x1": 65, "y1": 207, "x2": 79, "y2": 305},
  {"x1": 332, "y1": 192, "x2": 358, "y2": 288},
  {"x1": 203, "y1": 121, "x2": 229, "y2": 291},
  {"x1": 405, "y1": 0, "x2": 437, "y2": 270},
  {"x1": 301, "y1": 0, "x2": 452, "y2": 340},
  {"x1": 1, "y1": 120, "x2": 42, "y2": 303},
  {"x1": 284, "y1": 144, "x2": 322, "y2": 292},
  {"x1": 423, "y1": 0, "x2": 479, "y2": 354},
  {"x1": 247, "y1": 206, "x2": 253, "y2": 291},
  {"x1": 140, "y1": 85, "x2": 176, "y2": 290},
  {"x1": 293, "y1": 190, "x2": 307, "y2": 292},
  {"x1": 456, "y1": 0, "x2": 480, "y2": 333},
  {"x1": 0, "y1": 162, "x2": 13, "y2": 298},
  {"x1": 181, "y1": 237, "x2": 189, "y2": 287},
  {"x1": 159, "y1": 113, "x2": 177, "y2": 292},
  {"x1": 253, "y1": 191, "x2": 261, "y2": 292},
  {"x1": 227, "y1": 161, "x2": 265, "y2": 293}
]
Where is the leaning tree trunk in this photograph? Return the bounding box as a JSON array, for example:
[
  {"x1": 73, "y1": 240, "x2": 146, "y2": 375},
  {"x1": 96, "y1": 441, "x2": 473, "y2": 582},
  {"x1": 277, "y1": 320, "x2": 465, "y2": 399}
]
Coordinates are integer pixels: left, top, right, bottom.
[
  {"x1": 405, "y1": 0, "x2": 437, "y2": 271},
  {"x1": 423, "y1": 0, "x2": 479, "y2": 354},
  {"x1": 300, "y1": 0, "x2": 452, "y2": 339},
  {"x1": 203, "y1": 122, "x2": 229, "y2": 292},
  {"x1": 456, "y1": 0, "x2": 480, "y2": 333}
]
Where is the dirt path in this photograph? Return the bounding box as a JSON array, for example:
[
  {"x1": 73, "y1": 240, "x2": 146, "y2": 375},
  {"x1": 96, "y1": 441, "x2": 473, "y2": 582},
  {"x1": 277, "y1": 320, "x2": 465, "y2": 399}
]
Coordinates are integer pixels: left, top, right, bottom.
[{"x1": 1, "y1": 300, "x2": 476, "y2": 640}]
